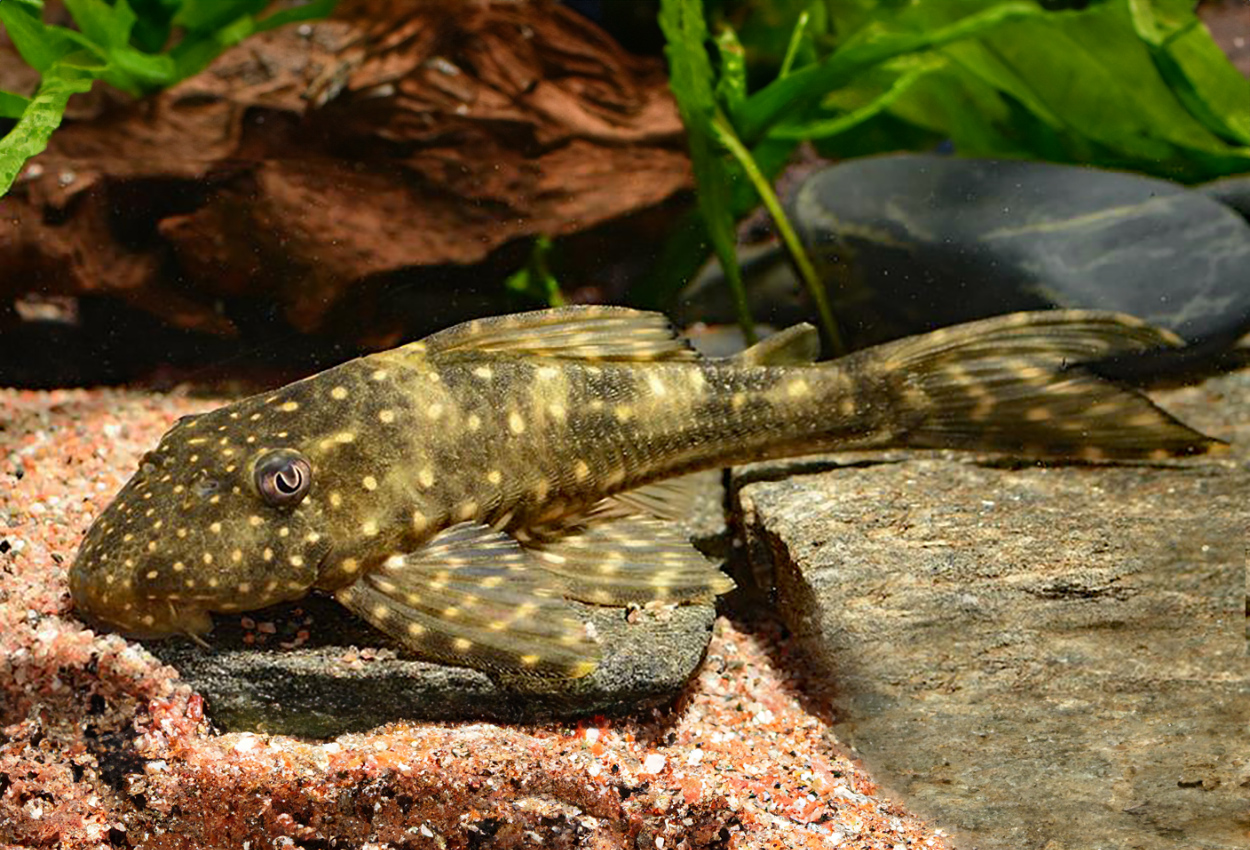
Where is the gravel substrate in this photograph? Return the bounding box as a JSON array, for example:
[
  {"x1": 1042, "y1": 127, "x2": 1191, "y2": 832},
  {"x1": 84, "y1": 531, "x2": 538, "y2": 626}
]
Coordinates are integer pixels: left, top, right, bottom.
[{"x1": 0, "y1": 385, "x2": 948, "y2": 849}]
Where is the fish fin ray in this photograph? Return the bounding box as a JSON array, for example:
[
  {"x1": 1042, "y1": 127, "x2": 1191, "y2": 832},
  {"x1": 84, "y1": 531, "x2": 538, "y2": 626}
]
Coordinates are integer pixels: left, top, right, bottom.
[
  {"x1": 527, "y1": 515, "x2": 735, "y2": 606},
  {"x1": 335, "y1": 522, "x2": 601, "y2": 678},
  {"x1": 413, "y1": 305, "x2": 700, "y2": 362},
  {"x1": 604, "y1": 472, "x2": 712, "y2": 522},
  {"x1": 732, "y1": 323, "x2": 820, "y2": 366},
  {"x1": 879, "y1": 310, "x2": 1219, "y2": 457}
]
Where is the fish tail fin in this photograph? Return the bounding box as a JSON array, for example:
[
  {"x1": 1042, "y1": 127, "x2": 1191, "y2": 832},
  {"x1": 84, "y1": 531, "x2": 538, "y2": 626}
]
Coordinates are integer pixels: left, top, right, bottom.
[{"x1": 874, "y1": 311, "x2": 1222, "y2": 459}]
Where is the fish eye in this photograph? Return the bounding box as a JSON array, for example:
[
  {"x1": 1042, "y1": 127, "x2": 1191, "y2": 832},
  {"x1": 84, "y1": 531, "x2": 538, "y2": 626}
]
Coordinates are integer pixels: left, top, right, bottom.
[{"x1": 254, "y1": 450, "x2": 313, "y2": 507}]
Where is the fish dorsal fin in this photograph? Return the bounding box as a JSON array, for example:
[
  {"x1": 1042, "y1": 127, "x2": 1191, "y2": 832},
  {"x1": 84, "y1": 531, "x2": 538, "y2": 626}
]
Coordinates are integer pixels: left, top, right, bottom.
[
  {"x1": 411, "y1": 306, "x2": 700, "y2": 362},
  {"x1": 527, "y1": 514, "x2": 735, "y2": 607},
  {"x1": 335, "y1": 522, "x2": 601, "y2": 678},
  {"x1": 732, "y1": 323, "x2": 821, "y2": 366}
]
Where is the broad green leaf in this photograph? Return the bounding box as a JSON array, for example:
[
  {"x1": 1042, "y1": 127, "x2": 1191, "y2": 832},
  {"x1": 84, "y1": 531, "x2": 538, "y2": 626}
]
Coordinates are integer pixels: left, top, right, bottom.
[
  {"x1": 0, "y1": 1, "x2": 98, "y2": 73},
  {"x1": 0, "y1": 64, "x2": 96, "y2": 196},
  {"x1": 63, "y1": 0, "x2": 137, "y2": 49},
  {"x1": 738, "y1": 1, "x2": 1044, "y2": 144},
  {"x1": 0, "y1": 90, "x2": 33, "y2": 120}
]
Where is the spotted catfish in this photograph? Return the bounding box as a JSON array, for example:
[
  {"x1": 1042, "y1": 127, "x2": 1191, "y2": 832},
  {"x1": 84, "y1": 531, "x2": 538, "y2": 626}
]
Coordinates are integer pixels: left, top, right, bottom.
[{"x1": 70, "y1": 307, "x2": 1218, "y2": 676}]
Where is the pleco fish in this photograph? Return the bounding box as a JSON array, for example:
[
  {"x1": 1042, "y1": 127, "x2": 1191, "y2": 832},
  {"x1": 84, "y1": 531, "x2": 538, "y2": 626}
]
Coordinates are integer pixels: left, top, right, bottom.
[{"x1": 69, "y1": 306, "x2": 1218, "y2": 677}]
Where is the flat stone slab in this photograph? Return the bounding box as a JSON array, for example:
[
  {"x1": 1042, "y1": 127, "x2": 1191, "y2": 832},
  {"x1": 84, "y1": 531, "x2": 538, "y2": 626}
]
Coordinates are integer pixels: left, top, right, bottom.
[
  {"x1": 733, "y1": 370, "x2": 1249, "y2": 849},
  {"x1": 148, "y1": 594, "x2": 717, "y2": 736}
]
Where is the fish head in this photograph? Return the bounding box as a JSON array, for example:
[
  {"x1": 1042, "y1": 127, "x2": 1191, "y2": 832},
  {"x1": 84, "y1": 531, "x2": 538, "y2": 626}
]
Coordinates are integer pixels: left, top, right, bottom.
[{"x1": 70, "y1": 397, "x2": 335, "y2": 640}]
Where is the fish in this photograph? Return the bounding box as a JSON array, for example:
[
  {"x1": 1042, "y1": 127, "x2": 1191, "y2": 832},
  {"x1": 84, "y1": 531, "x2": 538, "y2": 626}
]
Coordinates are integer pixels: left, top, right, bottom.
[{"x1": 68, "y1": 306, "x2": 1219, "y2": 677}]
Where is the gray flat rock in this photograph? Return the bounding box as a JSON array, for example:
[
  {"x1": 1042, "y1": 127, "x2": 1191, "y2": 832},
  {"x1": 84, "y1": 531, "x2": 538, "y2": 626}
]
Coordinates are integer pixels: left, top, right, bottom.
[
  {"x1": 733, "y1": 370, "x2": 1249, "y2": 849},
  {"x1": 149, "y1": 594, "x2": 717, "y2": 736}
]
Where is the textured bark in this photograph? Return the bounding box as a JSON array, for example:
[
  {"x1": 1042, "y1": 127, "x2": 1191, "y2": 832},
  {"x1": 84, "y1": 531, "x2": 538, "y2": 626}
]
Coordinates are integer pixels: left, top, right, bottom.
[{"x1": 0, "y1": 0, "x2": 691, "y2": 340}]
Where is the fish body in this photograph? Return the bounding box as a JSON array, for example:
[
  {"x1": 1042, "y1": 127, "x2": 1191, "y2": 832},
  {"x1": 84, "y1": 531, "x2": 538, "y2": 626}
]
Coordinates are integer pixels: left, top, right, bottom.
[{"x1": 70, "y1": 306, "x2": 1217, "y2": 676}]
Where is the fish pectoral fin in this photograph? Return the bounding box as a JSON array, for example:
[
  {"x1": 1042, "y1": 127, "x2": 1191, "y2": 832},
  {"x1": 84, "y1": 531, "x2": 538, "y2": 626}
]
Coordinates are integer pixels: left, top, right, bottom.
[
  {"x1": 602, "y1": 471, "x2": 714, "y2": 523},
  {"x1": 731, "y1": 323, "x2": 821, "y2": 366},
  {"x1": 411, "y1": 305, "x2": 700, "y2": 362},
  {"x1": 527, "y1": 515, "x2": 735, "y2": 607},
  {"x1": 335, "y1": 522, "x2": 601, "y2": 678}
]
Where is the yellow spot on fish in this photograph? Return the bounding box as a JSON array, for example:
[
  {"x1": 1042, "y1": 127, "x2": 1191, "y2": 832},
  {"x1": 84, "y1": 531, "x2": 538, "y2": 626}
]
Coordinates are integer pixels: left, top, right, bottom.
[
  {"x1": 411, "y1": 511, "x2": 428, "y2": 533},
  {"x1": 342, "y1": 558, "x2": 360, "y2": 574},
  {"x1": 614, "y1": 405, "x2": 633, "y2": 422},
  {"x1": 305, "y1": 531, "x2": 321, "y2": 544},
  {"x1": 336, "y1": 432, "x2": 356, "y2": 444},
  {"x1": 472, "y1": 365, "x2": 494, "y2": 380},
  {"x1": 647, "y1": 374, "x2": 667, "y2": 396},
  {"x1": 456, "y1": 501, "x2": 478, "y2": 521},
  {"x1": 362, "y1": 519, "x2": 379, "y2": 537},
  {"x1": 249, "y1": 515, "x2": 263, "y2": 527},
  {"x1": 172, "y1": 562, "x2": 185, "y2": 572},
  {"x1": 509, "y1": 411, "x2": 526, "y2": 434},
  {"x1": 418, "y1": 468, "x2": 435, "y2": 488},
  {"x1": 487, "y1": 470, "x2": 502, "y2": 485},
  {"x1": 210, "y1": 522, "x2": 222, "y2": 534},
  {"x1": 278, "y1": 527, "x2": 289, "y2": 538},
  {"x1": 329, "y1": 492, "x2": 343, "y2": 507},
  {"x1": 202, "y1": 553, "x2": 213, "y2": 565},
  {"x1": 363, "y1": 475, "x2": 378, "y2": 491},
  {"x1": 331, "y1": 386, "x2": 349, "y2": 400},
  {"x1": 147, "y1": 541, "x2": 157, "y2": 552},
  {"x1": 379, "y1": 410, "x2": 395, "y2": 424},
  {"x1": 407, "y1": 622, "x2": 425, "y2": 637},
  {"x1": 145, "y1": 570, "x2": 159, "y2": 580},
  {"x1": 548, "y1": 402, "x2": 566, "y2": 420},
  {"x1": 467, "y1": 414, "x2": 481, "y2": 432},
  {"x1": 574, "y1": 460, "x2": 590, "y2": 481},
  {"x1": 520, "y1": 654, "x2": 540, "y2": 667},
  {"x1": 787, "y1": 379, "x2": 810, "y2": 398},
  {"x1": 232, "y1": 549, "x2": 243, "y2": 563},
  {"x1": 263, "y1": 548, "x2": 274, "y2": 562},
  {"x1": 372, "y1": 604, "x2": 390, "y2": 619},
  {"x1": 533, "y1": 479, "x2": 550, "y2": 501},
  {"x1": 427, "y1": 402, "x2": 443, "y2": 420},
  {"x1": 280, "y1": 401, "x2": 299, "y2": 412},
  {"x1": 453, "y1": 638, "x2": 472, "y2": 651},
  {"x1": 289, "y1": 555, "x2": 304, "y2": 567},
  {"x1": 372, "y1": 369, "x2": 388, "y2": 381}
]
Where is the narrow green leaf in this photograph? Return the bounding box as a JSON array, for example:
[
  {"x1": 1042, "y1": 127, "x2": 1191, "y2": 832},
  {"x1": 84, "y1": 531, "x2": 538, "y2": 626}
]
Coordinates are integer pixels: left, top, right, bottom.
[
  {"x1": 0, "y1": 64, "x2": 96, "y2": 196},
  {"x1": 172, "y1": 0, "x2": 267, "y2": 34},
  {"x1": 659, "y1": 0, "x2": 756, "y2": 342},
  {"x1": 254, "y1": 0, "x2": 341, "y2": 33},
  {"x1": 778, "y1": 8, "x2": 810, "y2": 79},
  {"x1": 714, "y1": 26, "x2": 747, "y2": 120}
]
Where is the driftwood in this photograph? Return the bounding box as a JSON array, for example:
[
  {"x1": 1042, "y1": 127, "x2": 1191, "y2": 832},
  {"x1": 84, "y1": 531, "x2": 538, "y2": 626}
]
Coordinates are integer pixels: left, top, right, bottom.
[{"x1": 0, "y1": 0, "x2": 691, "y2": 347}]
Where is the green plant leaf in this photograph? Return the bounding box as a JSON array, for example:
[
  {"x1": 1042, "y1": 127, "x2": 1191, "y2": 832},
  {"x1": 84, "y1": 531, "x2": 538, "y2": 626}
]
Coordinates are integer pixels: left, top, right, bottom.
[
  {"x1": 255, "y1": 0, "x2": 341, "y2": 33},
  {"x1": 64, "y1": 0, "x2": 137, "y2": 49},
  {"x1": 0, "y1": 90, "x2": 33, "y2": 120},
  {"x1": 660, "y1": 0, "x2": 756, "y2": 342},
  {"x1": 0, "y1": 63, "x2": 97, "y2": 196},
  {"x1": 0, "y1": 0, "x2": 102, "y2": 73},
  {"x1": 504, "y1": 235, "x2": 566, "y2": 308},
  {"x1": 172, "y1": 0, "x2": 267, "y2": 34}
]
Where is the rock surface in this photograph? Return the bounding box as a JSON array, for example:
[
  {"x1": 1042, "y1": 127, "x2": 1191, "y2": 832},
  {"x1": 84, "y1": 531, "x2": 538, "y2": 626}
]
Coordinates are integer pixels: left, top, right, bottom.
[
  {"x1": 148, "y1": 595, "x2": 718, "y2": 736},
  {"x1": 733, "y1": 370, "x2": 1249, "y2": 849}
]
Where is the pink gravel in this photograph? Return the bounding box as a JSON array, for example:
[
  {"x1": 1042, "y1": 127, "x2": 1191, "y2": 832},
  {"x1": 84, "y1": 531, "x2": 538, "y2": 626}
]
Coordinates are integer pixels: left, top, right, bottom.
[{"x1": 0, "y1": 385, "x2": 950, "y2": 849}]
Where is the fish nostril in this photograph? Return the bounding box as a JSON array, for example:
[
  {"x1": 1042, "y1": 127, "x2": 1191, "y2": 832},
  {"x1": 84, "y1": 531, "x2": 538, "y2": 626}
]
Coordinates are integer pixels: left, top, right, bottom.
[{"x1": 193, "y1": 477, "x2": 221, "y2": 498}]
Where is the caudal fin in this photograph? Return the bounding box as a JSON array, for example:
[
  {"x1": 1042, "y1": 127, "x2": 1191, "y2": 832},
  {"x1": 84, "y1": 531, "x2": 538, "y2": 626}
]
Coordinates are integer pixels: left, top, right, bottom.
[{"x1": 876, "y1": 311, "x2": 1221, "y2": 459}]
